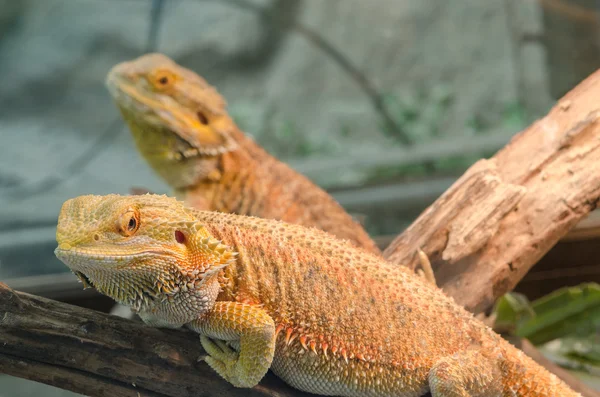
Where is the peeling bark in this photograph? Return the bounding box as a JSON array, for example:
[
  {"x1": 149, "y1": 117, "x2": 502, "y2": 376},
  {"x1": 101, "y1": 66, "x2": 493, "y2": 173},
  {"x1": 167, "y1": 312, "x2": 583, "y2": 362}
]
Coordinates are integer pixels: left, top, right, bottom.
[{"x1": 383, "y1": 70, "x2": 600, "y2": 314}]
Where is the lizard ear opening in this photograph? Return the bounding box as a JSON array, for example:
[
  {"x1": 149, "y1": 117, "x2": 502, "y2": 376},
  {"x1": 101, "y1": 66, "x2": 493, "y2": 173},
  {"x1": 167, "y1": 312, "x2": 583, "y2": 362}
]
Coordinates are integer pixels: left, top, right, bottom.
[
  {"x1": 197, "y1": 111, "x2": 209, "y2": 125},
  {"x1": 175, "y1": 230, "x2": 186, "y2": 244}
]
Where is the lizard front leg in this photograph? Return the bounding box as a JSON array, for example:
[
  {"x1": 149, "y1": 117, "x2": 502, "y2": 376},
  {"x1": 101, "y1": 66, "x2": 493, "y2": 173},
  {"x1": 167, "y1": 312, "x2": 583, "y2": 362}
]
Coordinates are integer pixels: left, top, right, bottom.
[{"x1": 188, "y1": 301, "x2": 276, "y2": 388}]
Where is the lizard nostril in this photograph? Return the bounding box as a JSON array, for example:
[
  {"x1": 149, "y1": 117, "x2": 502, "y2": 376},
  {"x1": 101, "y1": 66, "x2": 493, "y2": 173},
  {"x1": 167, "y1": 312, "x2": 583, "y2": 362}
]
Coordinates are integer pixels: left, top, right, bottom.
[{"x1": 93, "y1": 234, "x2": 100, "y2": 241}]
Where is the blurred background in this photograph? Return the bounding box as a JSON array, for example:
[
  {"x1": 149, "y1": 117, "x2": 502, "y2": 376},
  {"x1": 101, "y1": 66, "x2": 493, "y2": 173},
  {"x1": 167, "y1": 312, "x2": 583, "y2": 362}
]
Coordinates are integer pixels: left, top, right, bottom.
[{"x1": 0, "y1": 0, "x2": 599, "y2": 395}]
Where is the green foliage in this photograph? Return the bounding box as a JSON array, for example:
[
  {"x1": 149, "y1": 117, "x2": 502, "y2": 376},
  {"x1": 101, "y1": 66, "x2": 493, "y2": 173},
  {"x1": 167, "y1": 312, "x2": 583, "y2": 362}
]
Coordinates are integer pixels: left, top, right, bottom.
[
  {"x1": 501, "y1": 101, "x2": 527, "y2": 131},
  {"x1": 364, "y1": 86, "x2": 456, "y2": 182},
  {"x1": 538, "y1": 334, "x2": 600, "y2": 379},
  {"x1": 379, "y1": 85, "x2": 454, "y2": 144},
  {"x1": 230, "y1": 106, "x2": 336, "y2": 159},
  {"x1": 494, "y1": 283, "x2": 600, "y2": 345},
  {"x1": 550, "y1": 335, "x2": 600, "y2": 366},
  {"x1": 369, "y1": 87, "x2": 526, "y2": 182},
  {"x1": 230, "y1": 93, "x2": 529, "y2": 187},
  {"x1": 493, "y1": 283, "x2": 600, "y2": 363},
  {"x1": 430, "y1": 154, "x2": 481, "y2": 174},
  {"x1": 493, "y1": 291, "x2": 536, "y2": 333},
  {"x1": 366, "y1": 163, "x2": 430, "y2": 184},
  {"x1": 466, "y1": 101, "x2": 527, "y2": 135}
]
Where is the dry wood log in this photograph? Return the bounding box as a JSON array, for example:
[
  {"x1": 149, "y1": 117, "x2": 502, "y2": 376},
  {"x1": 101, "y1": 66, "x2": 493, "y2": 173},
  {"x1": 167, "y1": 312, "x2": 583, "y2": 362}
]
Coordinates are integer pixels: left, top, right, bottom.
[
  {"x1": 383, "y1": 68, "x2": 600, "y2": 314},
  {"x1": 3, "y1": 283, "x2": 600, "y2": 397},
  {"x1": 0, "y1": 283, "x2": 310, "y2": 397}
]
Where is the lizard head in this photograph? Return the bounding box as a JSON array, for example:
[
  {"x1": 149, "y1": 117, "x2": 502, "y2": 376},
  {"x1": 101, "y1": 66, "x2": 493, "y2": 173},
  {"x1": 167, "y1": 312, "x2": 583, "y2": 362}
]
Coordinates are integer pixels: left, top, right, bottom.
[
  {"x1": 106, "y1": 53, "x2": 237, "y2": 188},
  {"x1": 54, "y1": 194, "x2": 235, "y2": 321}
]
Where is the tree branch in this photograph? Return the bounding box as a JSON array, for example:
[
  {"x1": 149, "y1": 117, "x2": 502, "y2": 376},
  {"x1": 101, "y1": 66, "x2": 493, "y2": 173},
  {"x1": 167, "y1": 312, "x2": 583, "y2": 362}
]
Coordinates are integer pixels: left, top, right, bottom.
[
  {"x1": 0, "y1": 353, "x2": 166, "y2": 397},
  {"x1": 0, "y1": 282, "x2": 310, "y2": 397},
  {"x1": 383, "y1": 68, "x2": 600, "y2": 314}
]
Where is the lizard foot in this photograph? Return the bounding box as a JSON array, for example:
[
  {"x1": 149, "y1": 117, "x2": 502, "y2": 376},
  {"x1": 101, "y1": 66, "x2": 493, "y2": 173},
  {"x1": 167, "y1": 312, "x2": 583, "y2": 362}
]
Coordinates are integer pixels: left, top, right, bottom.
[
  {"x1": 191, "y1": 302, "x2": 276, "y2": 388},
  {"x1": 200, "y1": 335, "x2": 251, "y2": 388}
]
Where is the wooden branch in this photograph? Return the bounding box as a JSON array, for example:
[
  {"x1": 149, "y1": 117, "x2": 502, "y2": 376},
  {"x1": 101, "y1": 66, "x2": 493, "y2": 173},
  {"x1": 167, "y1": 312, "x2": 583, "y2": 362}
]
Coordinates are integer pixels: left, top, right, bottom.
[
  {"x1": 0, "y1": 283, "x2": 310, "y2": 397},
  {"x1": 383, "y1": 68, "x2": 600, "y2": 314},
  {"x1": 2, "y1": 287, "x2": 597, "y2": 397},
  {"x1": 0, "y1": 353, "x2": 166, "y2": 397}
]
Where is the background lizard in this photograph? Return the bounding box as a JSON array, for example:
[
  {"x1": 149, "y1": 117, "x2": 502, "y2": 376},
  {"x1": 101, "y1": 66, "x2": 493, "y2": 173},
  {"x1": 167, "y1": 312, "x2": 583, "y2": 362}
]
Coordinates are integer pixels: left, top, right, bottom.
[
  {"x1": 55, "y1": 194, "x2": 579, "y2": 396},
  {"x1": 105, "y1": 53, "x2": 380, "y2": 255}
]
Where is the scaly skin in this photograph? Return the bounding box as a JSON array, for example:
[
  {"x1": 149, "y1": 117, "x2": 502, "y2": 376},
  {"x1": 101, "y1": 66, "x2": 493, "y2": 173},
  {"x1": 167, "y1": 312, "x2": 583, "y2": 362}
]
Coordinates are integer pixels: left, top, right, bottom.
[
  {"x1": 55, "y1": 194, "x2": 579, "y2": 397},
  {"x1": 105, "y1": 53, "x2": 379, "y2": 255}
]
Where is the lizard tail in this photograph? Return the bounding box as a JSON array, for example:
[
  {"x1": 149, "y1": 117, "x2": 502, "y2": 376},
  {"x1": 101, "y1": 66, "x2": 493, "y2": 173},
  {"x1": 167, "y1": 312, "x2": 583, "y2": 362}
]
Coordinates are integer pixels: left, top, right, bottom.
[{"x1": 498, "y1": 341, "x2": 582, "y2": 397}]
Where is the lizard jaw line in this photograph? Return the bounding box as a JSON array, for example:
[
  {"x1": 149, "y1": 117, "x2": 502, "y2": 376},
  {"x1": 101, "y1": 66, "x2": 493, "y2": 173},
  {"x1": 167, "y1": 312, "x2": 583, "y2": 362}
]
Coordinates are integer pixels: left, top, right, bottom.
[
  {"x1": 73, "y1": 270, "x2": 94, "y2": 289},
  {"x1": 54, "y1": 246, "x2": 175, "y2": 265}
]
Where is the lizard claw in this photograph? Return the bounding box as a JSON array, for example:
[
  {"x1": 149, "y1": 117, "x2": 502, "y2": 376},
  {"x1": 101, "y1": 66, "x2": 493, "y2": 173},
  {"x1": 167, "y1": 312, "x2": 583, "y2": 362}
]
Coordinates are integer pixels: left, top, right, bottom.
[
  {"x1": 200, "y1": 335, "x2": 250, "y2": 387},
  {"x1": 200, "y1": 335, "x2": 238, "y2": 362}
]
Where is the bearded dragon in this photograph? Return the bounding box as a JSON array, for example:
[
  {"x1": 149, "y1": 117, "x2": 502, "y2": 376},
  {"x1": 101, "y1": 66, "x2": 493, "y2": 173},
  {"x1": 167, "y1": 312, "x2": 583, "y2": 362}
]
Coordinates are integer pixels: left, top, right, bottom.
[
  {"x1": 55, "y1": 194, "x2": 579, "y2": 396},
  {"x1": 105, "y1": 53, "x2": 379, "y2": 255}
]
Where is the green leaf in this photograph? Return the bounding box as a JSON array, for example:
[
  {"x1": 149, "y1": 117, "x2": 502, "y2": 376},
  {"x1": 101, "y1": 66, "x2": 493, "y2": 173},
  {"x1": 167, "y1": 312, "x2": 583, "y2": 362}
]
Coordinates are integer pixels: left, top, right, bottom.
[
  {"x1": 493, "y1": 292, "x2": 535, "y2": 332},
  {"x1": 493, "y1": 283, "x2": 600, "y2": 345},
  {"x1": 557, "y1": 335, "x2": 600, "y2": 365},
  {"x1": 539, "y1": 334, "x2": 600, "y2": 372},
  {"x1": 518, "y1": 283, "x2": 600, "y2": 345}
]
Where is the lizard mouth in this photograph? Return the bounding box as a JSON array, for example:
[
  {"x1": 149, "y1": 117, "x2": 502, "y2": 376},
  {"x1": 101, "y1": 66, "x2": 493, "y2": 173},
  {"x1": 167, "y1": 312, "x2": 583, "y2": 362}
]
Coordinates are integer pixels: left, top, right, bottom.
[
  {"x1": 54, "y1": 246, "x2": 178, "y2": 281},
  {"x1": 73, "y1": 271, "x2": 94, "y2": 289},
  {"x1": 55, "y1": 246, "x2": 174, "y2": 261}
]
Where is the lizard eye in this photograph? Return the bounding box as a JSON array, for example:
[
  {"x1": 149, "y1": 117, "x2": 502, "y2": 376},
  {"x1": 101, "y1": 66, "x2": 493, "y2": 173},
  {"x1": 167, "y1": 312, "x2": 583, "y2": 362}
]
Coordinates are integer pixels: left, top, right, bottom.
[
  {"x1": 148, "y1": 69, "x2": 176, "y2": 90},
  {"x1": 117, "y1": 209, "x2": 140, "y2": 236},
  {"x1": 128, "y1": 217, "x2": 137, "y2": 231}
]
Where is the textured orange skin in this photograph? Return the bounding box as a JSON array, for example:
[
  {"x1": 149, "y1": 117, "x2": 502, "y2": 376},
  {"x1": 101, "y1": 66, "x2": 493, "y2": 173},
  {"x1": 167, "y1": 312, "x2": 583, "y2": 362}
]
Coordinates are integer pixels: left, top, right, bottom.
[
  {"x1": 55, "y1": 195, "x2": 580, "y2": 396},
  {"x1": 105, "y1": 53, "x2": 380, "y2": 255}
]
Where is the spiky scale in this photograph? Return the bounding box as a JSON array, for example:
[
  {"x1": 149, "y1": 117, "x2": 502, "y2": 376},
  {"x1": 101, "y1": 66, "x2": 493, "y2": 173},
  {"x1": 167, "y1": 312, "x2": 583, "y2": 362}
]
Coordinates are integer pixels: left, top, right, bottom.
[
  {"x1": 299, "y1": 335, "x2": 308, "y2": 350},
  {"x1": 285, "y1": 328, "x2": 293, "y2": 345},
  {"x1": 322, "y1": 343, "x2": 329, "y2": 359}
]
